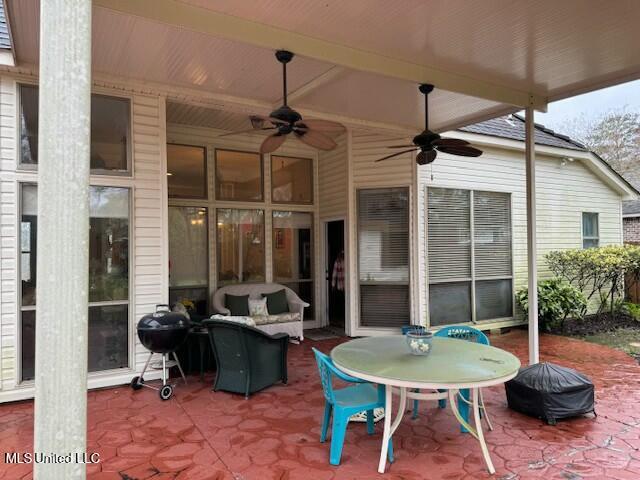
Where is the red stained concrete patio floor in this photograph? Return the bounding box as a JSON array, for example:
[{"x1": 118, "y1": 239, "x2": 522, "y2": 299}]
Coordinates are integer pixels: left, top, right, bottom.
[{"x1": 1, "y1": 329, "x2": 640, "y2": 479}]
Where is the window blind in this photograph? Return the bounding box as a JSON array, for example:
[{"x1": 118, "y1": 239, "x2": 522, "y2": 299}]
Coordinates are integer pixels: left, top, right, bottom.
[
  {"x1": 358, "y1": 188, "x2": 409, "y2": 327},
  {"x1": 473, "y1": 191, "x2": 512, "y2": 278},
  {"x1": 427, "y1": 187, "x2": 513, "y2": 325},
  {"x1": 427, "y1": 188, "x2": 471, "y2": 282}
]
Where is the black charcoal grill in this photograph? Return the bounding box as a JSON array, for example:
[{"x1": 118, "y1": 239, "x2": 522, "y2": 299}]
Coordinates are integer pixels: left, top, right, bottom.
[{"x1": 130, "y1": 305, "x2": 190, "y2": 400}]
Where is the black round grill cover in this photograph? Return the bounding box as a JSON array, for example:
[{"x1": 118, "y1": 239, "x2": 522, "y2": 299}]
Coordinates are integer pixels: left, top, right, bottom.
[
  {"x1": 137, "y1": 306, "x2": 190, "y2": 354},
  {"x1": 505, "y1": 362, "x2": 595, "y2": 425}
]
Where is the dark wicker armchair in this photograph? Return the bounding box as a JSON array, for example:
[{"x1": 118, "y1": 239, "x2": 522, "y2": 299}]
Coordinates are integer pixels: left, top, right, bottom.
[{"x1": 204, "y1": 319, "x2": 289, "y2": 398}]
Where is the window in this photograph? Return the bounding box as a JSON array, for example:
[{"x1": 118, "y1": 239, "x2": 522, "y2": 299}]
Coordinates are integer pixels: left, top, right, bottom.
[
  {"x1": 273, "y1": 211, "x2": 314, "y2": 319},
  {"x1": 167, "y1": 144, "x2": 207, "y2": 199},
  {"x1": 358, "y1": 188, "x2": 410, "y2": 327},
  {"x1": 217, "y1": 209, "x2": 265, "y2": 284},
  {"x1": 582, "y1": 212, "x2": 599, "y2": 248},
  {"x1": 271, "y1": 155, "x2": 313, "y2": 204},
  {"x1": 169, "y1": 207, "x2": 209, "y2": 314},
  {"x1": 19, "y1": 85, "x2": 131, "y2": 173},
  {"x1": 20, "y1": 185, "x2": 130, "y2": 381},
  {"x1": 427, "y1": 188, "x2": 512, "y2": 325},
  {"x1": 215, "y1": 149, "x2": 263, "y2": 201}
]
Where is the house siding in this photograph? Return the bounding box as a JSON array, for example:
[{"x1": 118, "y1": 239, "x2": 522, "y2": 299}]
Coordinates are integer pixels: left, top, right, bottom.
[
  {"x1": 0, "y1": 73, "x2": 169, "y2": 401},
  {"x1": 318, "y1": 133, "x2": 347, "y2": 221},
  {"x1": 417, "y1": 145, "x2": 623, "y2": 327},
  {"x1": 348, "y1": 130, "x2": 419, "y2": 335}
]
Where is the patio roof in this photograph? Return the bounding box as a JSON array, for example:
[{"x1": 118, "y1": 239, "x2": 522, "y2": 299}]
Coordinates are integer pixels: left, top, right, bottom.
[{"x1": 5, "y1": 0, "x2": 640, "y2": 132}]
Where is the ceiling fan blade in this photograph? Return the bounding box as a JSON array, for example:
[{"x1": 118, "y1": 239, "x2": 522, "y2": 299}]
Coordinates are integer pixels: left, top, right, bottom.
[
  {"x1": 386, "y1": 144, "x2": 417, "y2": 149},
  {"x1": 432, "y1": 138, "x2": 470, "y2": 148},
  {"x1": 416, "y1": 150, "x2": 437, "y2": 165},
  {"x1": 295, "y1": 119, "x2": 345, "y2": 134},
  {"x1": 260, "y1": 133, "x2": 287, "y2": 154},
  {"x1": 436, "y1": 145, "x2": 483, "y2": 157},
  {"x1": 218, "y1": 127, "x2": 276, "y2": 138},
  {"x1": 375, "y1": 148, "x2": 417, "y2": 163},
  {"x1": 294, "y1": 130, "x2": 337, "y2": 151}
]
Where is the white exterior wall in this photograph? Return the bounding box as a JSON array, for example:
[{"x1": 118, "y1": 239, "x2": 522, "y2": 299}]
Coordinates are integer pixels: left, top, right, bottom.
[
  {"x1": 0, "y1": 74, "x2": 168, "y2": 402},
  {"x1": 417, "y1": 144, "x2": 624, "y2": 328},
  {"x1": 348, "y1": 130, "x2": 420, "y2": 336}
]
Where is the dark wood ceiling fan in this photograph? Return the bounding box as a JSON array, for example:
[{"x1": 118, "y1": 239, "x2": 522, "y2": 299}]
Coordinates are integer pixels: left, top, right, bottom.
[
  {"x1": 218, "y1": 50, "x2": 345, "y2": 154},
  {"x1": 375, "y1": 84, "x2": 482, "y2": 165}
]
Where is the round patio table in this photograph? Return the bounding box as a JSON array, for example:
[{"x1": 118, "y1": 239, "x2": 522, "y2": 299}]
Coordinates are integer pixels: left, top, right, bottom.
[{"x1": 331, "y1": 335, "x2": 521, "y2": 474}]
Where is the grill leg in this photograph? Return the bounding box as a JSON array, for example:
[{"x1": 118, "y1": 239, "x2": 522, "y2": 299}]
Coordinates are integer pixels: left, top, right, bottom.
[
  {"x1": 140, "y1": 352, "x2": 153, "y2": 380},
  {"x1": 162, "y1": 354, "x2": 167, "y2": 387},
  {"x1": 172, "y1": 351, "x2": 188, "y2": 385}
]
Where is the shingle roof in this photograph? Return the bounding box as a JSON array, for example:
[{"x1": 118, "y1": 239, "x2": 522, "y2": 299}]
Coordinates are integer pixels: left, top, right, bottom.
[
  {"x1": 623, "y1": 200, "x2": 640, "y2": 216},
  {"x1": 0, "y1": 2, "x2": 11, "y2": 50},
  {"x1": 459, "y1": 113, "x2": 587, "y2": 151}
]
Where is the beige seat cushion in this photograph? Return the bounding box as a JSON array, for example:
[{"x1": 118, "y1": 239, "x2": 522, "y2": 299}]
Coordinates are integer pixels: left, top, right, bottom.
[{"x1": 252, "y1": 312, "x2": 301, "y2": 326}]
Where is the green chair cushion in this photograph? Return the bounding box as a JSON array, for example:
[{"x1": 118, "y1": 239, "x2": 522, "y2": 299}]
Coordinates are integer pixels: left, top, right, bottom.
[
  {"x1": 225, "y1": 294, "x2": 250, "y2": 316},
  {"x1": 262, "y1": 289, "x2": 289, "y2": 315}
]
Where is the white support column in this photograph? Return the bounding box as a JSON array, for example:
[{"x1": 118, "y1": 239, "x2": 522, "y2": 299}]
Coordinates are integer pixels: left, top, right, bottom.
[
  {"x1": 34, "y1": 1, "x2": 92, "y2": 479},
  {"x1": 525, "y1": 107, "x2": 539, "y2": 365}
]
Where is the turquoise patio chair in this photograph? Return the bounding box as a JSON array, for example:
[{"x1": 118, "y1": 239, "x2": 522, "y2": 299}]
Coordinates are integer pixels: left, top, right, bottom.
[
  {"x1": 312, "y1": 348, "x2": 394, "y2": 466},
  {"x1": 410, "y1": 325, "x2": 493, "y2": 432}
]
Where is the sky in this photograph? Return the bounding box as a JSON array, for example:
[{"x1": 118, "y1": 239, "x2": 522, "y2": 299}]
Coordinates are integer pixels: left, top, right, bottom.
[{"x1": 528, "y1": 79, "x2": 640, "y2": 132}]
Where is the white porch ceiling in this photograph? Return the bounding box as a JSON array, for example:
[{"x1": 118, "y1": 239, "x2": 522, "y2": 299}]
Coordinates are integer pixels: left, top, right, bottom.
[{"x1": 6, "y1": 0, "x2": 640, "y2": 132}]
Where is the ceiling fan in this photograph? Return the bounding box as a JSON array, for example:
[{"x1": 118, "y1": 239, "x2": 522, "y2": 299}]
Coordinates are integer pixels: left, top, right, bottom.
[
  {"x1": 375, "y1": 84, "x2": 482, "y2": 165},
  {"x1": 219, "y1": 50, "x2": 345, "y2": 153}
]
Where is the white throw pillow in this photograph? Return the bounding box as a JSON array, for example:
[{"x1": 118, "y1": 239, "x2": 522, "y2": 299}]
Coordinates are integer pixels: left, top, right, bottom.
[{"x1": 248, "y1": 298, "x2": 269, "y2": 316}]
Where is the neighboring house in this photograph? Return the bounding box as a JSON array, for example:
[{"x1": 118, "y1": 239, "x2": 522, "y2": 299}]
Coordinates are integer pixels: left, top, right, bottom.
[
  {"x1": 623, "y1": 201, "x2": 640, "y2": 244},
  {"x1": 0, "y1": 5, "x2": 637, "y2": 402}
]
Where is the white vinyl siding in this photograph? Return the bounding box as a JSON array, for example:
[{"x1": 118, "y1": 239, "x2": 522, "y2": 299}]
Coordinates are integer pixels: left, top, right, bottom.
[
  {"x1": 318, "y1": 133, "x2": 347, "y2": 220},
  {"x1": 348, "y1": 131, "x2": 417, "y2": 334},
  {"x1": 418, "y1": 144, "x2": 624, "y2": 327},
  {"x1": 0, "y1": 75, "x2": 169, "y2": 401}
]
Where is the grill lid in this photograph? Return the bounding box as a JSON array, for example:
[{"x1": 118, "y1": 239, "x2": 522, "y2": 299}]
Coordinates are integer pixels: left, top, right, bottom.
[{"x1": 137, "y1": 305, "x2": 190, "y2": 331}]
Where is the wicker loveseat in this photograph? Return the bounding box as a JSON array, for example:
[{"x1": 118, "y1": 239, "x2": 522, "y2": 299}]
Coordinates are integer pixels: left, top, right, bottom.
[{"x1": 212, "y1": 283, "x2": 308, "y2": 340}]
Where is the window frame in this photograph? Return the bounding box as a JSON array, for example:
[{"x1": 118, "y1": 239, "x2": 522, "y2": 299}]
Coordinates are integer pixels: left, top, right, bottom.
[
  {"x1": 355, "y1": 186, "x2": 412, "y2": 329},
  {"x1": 17, "y1": 82, "x2": 134, "y2": 176},
  {"x1": 214, "y1": 148, "x2": 264, "y2": 203},
  {"x1": 270, "y1": 154, "x2": 314, "y2": 205},
  {"x1": 17, "y1": 182, "x2": 133, "y2": 383},
  {"x1": 582, "y1": 212, "x2": 600, "y2": 249},
  {"x1": 167, "y1": 143, "x2": 208, "y2": 200},
  {"x1": 425, "y1": 186, "x2": 515, "y2": 326}
]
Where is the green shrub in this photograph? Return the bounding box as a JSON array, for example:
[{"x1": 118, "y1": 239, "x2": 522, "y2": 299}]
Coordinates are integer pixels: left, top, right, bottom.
[
  {"x1": 516, "y1": 279, "x2": 586, "y2": 332},
  {"x1": 545, "y1": 245, "x2": 640, "y2": 316},
  {"x1": 622, "y1": 302, "x2": 640, "y2": 321}
]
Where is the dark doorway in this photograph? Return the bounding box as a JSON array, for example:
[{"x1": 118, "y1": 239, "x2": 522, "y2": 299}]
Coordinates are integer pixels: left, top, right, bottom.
[{"x1": 327, "y1": 220, "x2": 345, "y2": 331}]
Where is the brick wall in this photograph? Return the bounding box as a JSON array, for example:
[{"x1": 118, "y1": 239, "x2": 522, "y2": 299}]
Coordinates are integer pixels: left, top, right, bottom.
[{"x1": 623, "y1": 217, "x2": 640, "y2": 244}]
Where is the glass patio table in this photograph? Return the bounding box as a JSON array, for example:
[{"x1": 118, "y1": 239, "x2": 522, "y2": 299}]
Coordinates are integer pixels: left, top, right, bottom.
[{"x1": 331, "y1": 335, "x2": 521, "y2": 474}]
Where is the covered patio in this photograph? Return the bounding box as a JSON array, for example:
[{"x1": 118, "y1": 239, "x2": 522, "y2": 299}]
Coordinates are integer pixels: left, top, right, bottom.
[
  {"x1": 1, "y1": 0, "x2": 640, "y2": 478},
  {"x1": 1, "y1": 330, "x2": 640, "y2": 479}
]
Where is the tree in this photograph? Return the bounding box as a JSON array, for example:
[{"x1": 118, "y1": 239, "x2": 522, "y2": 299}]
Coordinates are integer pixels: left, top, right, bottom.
[{"x1": 558, "y1": 109, "x2": 640, "y2": 184}]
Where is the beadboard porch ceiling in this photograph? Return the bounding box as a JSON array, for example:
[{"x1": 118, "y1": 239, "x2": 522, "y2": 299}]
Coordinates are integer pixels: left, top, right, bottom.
[{"x1": 5, "y1": 0, "x2": 640, "y2": 133}]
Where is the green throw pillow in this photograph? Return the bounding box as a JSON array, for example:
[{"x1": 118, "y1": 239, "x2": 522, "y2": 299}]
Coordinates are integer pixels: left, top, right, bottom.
[
  {"x1": 225, "y1": 294, "x2": 250, "y2": 316},
  {"x1": 262, "y1": 289, "x2": 289, "y2": 315}
]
